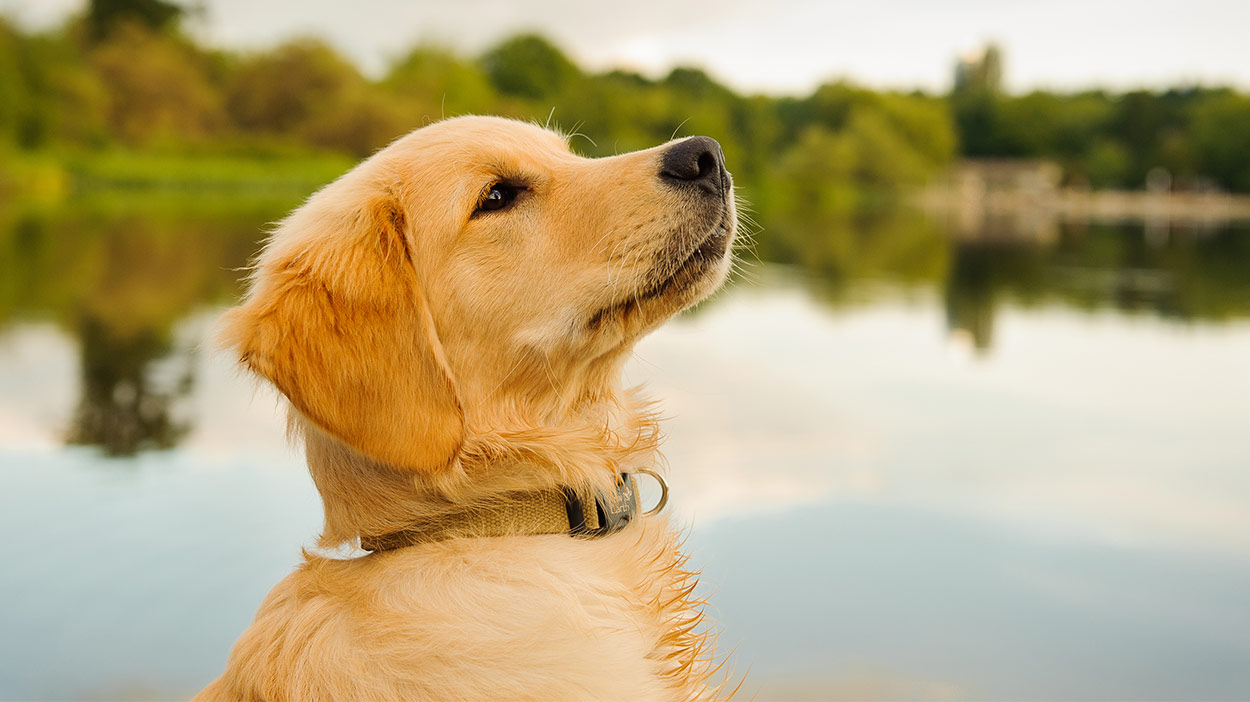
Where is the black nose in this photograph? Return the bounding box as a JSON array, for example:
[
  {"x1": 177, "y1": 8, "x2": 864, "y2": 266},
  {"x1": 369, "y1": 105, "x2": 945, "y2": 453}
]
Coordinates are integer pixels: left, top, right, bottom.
[{"x1": 660, "y1": 136, "x2": 726, "y2": 195}]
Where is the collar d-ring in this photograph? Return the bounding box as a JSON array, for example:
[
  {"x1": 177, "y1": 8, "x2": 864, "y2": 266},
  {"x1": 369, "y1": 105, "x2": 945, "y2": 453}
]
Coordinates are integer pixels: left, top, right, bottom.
[{"x1": 634, "y1": 468, "x2": 669, "y2": 516}]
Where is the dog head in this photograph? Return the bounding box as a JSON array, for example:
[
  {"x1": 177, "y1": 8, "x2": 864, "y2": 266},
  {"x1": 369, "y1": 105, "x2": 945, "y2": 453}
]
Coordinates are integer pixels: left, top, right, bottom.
[{"x1": 220, "y1": 116, "x2": 736, "y2": 473}]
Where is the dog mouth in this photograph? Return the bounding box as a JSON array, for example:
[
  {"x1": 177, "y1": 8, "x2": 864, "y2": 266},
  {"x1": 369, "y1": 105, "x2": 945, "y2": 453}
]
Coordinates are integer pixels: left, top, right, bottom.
[
  {"x1": 588, "y1": 207, "x2": 734, "y2": 330},
  {"x1": 641, "y1": 218, "x2": 732, "y2": 299}
]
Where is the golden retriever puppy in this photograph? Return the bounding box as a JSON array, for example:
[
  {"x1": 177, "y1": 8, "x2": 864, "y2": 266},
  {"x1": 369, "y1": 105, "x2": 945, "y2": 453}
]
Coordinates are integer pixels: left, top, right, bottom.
[{"x1": 195, "y1": 116, "x2": 737, "y2": 702}]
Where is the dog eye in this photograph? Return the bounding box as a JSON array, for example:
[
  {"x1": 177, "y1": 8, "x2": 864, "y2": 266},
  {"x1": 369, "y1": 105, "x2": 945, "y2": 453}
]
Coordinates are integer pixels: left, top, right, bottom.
[{"x1": 475, "y1": 183, "x2": 522, "y2": 214}]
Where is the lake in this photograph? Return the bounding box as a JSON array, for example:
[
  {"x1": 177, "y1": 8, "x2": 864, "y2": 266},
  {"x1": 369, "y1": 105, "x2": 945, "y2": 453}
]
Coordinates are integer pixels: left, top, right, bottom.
[{"x1": 1, "y1": 195, "x2": 1248, "y2": 701}]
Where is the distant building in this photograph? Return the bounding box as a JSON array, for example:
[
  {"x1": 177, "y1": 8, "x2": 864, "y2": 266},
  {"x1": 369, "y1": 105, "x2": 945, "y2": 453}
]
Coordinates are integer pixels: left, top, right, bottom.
[
  {"x1": 950, "y1": 159, "x2": 1063, "y2": 199},
  {"x1": 921, "y1": 159, "x2": 1063, "y2": 243}
]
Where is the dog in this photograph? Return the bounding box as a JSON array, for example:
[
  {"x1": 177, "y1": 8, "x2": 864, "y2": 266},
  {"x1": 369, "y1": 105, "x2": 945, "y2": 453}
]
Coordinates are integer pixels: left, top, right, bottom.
[{"x1": 195, "y1": 116, "x2": 738, "y2": 701}]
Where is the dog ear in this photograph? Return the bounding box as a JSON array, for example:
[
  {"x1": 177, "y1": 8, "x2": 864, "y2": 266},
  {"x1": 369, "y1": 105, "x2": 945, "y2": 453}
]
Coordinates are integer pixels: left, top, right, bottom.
[{"x1": 219, "y1": 187, "x2": 463, "y2": 473}]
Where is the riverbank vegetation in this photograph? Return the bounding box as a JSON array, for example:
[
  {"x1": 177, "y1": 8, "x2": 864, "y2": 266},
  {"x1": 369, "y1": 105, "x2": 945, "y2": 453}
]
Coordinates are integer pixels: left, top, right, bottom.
[
  {"x1": 5, "y1": 2, "x2": 1249, "y2": 208},
  {"x1": 2, "y1": 3, "x2": 1249, "y2": 456}
]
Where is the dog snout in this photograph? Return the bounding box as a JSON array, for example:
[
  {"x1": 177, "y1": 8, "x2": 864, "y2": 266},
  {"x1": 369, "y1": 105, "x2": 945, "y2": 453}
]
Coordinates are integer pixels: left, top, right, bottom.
[{"x1": 659, "y1": 136, "x2": 726, "y2": 196}]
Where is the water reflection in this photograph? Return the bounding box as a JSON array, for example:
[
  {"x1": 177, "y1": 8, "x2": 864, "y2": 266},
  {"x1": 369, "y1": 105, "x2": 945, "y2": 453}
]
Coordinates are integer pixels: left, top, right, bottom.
[
  {"x1": 758, "y1": 205, "x2": 1250, "y2": 352},
  {"x1": 66, "y1": 315, "x2": 192, "y2": 454},
  {"x1": 1, "y1": 195, "x2": 1248, "y2": 454},
  {"x1": 754, "y1": 206, "x2": 950, "y2": 300},
  {"x1": 2, "y1": 195, "x2": 1249, "y2": 700},
  {"x1": 0, "y1": 193, "x2": 297, "y2": 455},
  {"x1": 944, "y1": 241, "x2": 1045, "y2": 351},
  {"x1": 943, "y1": 221, "x2": 1250, "y2": 351}
]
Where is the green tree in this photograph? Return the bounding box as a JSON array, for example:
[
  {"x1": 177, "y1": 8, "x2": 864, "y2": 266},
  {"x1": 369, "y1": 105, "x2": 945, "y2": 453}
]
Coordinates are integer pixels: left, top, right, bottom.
[
  {"x1": 86, "y1": 0, "x2": 184, "y2": 39},
  {"x1": 225, "y1": 39, "x2": 362, "y2": 135},
  {"x1": 950, "y1": 90, "x2": 998, "y2": 156},
  {"x1": 874, "y1": 92, "x2": 955, "y2": 166},
  {"x1": 480, "y1": 34, "x2": 580, "y2": 100},
  {"x1": 1084, "y1": 138, "x2": 1131, "y2": 188},
  {"x1": 384, "y1": 46, "x2": 495, "y2": 117},
  {"x1": 846, "y1": 107, "x2": 934, "y2": 187},
  {"x1": 88, "y1": 22, "x2": 223, "y2": 144},
  {"x1": 300, "y1": 90, "x2": 409, "y2": 157},
  {"x1": 0, "y1": 19, "x2": 26, "y2": 145},
  {"x1": 1189, "y1": 92, "x2": 1250, "y2": 192},
  {"x1": 10, "y1": 27, "x2": 109, "y2": 149}
]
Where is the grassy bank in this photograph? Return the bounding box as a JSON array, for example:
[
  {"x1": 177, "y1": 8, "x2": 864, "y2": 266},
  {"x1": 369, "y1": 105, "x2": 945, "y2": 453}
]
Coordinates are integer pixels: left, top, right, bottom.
[{"x1": 1, "y1": 148, "x2": 355, "y2": 200}]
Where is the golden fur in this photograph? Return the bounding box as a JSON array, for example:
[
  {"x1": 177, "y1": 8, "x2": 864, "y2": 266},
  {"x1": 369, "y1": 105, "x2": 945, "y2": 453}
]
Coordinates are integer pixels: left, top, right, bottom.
[{"x1": 196, "y1": 116, "x2": 738, "y2": 701}]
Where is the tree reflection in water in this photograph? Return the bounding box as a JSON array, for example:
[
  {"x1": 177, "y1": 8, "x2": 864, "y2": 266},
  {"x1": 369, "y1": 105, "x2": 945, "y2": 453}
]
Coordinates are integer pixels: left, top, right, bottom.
[
  {"x1": 757, "y1": 199, "x2": 1250, "y2": 354},
  {"x1": 1, "y1": 191, "x2": 1248, "y2": 457},
  {"x1": 0, "y1": 193, "x2": 297, "y2": 457},
  {"x1": 66, "y1": 315, "x2": 192, "y2": 455}
]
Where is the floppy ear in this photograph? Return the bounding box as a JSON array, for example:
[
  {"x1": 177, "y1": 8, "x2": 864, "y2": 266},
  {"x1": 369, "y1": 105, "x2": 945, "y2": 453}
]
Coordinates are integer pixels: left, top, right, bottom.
[{"x1": 219, "y1": 188, "x2": 463, "y2": 472}]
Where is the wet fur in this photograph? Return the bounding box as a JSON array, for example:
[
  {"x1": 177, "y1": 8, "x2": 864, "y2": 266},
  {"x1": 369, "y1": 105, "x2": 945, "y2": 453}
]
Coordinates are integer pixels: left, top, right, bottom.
[{"x1": 196, "y1": 116, "x2": 737, "y2": 701}]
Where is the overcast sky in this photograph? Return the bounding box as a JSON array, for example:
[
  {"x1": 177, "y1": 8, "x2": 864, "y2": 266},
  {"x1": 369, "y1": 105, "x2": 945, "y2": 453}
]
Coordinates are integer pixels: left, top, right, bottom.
[{"x1": 3, "y1": 0, "x2": 1247, "y2": 95}]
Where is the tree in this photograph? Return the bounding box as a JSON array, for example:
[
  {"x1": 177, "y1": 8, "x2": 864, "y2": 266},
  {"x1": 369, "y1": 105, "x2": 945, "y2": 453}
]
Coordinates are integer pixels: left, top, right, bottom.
[
  {"x1": 300, "y1": 90, "x2": 409, "y2": 157},
  {"x1": 480, "y1": 34, "x2": 580, "y2": 100},
  {"x1": 384, "y1": 46, "x2": 495, "y2": 118},
  {"x1": 1190, "y1": 92, "x2": 1250, "y2": 191},
  {"x1": 225, "y1": 39, "x2": 362, "y2": 134},
  {"x1": 0, "y1": 21, "x2": 109, "y2": 149},
  {"x1": 86, "y1": 0, "x2": 184, "y2": 39},
  {"x1": 89, "y1": 22, "x2": 223, "y2": 144},
  {"x1": 0, "y1": 19, "x2": 25, "y2": 145}
]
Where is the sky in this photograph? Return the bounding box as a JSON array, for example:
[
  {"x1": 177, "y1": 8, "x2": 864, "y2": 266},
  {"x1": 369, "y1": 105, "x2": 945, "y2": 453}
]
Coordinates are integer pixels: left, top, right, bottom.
[{"x1": 3, "y1": 0, "x2": 1248, "y2": 95}]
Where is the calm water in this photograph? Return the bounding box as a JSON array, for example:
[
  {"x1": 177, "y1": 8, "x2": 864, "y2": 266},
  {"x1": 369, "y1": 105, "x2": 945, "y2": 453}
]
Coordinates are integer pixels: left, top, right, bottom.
[{"x1": 1, "y1": 197, "x2": 1249, "y2": 701}]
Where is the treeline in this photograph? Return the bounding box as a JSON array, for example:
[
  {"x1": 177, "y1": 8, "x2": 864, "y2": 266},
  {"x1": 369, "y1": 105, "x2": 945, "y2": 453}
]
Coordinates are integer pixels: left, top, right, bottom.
[
  {"x1": 2, "y1": 1, "x2": 1249, "y2": 204},
  {"x1": 0, "y1": 15, "x2": 953, "y2": 226},
  {"x1": 953, "y1": 84, "x2": 1250, "y2": 192}
]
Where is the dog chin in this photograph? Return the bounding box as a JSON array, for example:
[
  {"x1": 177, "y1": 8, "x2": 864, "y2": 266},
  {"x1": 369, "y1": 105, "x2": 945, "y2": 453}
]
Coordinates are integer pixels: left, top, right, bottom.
[
  {"x1": 660, "y1": 205, "x2": 736, "y2": 303},
  {"x1": 658, "y1": 230, "x2": 732, "y2": 304},
  {"x1": 585, "y1": 222, "x2": 734, "y2": 337}
]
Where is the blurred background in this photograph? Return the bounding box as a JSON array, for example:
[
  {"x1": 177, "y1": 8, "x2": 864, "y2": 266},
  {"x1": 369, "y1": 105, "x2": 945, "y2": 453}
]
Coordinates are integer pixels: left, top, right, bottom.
[{"x1": 1, "y1": 1, "x2": 1248, "y2": 700}]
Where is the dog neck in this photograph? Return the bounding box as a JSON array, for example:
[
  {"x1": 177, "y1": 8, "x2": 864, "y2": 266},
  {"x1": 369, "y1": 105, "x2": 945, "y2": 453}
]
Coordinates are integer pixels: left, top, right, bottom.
[
  {"x1": 297, "y1": 390, "x2": 661, "y2": 549},
  {"x1": 357, "y1": 473, "x2": 644, "y2": 551}
]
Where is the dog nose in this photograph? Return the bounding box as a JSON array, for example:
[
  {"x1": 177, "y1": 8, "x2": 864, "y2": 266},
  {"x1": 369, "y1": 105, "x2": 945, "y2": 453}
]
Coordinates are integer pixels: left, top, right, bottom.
[{"x1": 660, "y1": 136, "x2": 726, "y2": 195}]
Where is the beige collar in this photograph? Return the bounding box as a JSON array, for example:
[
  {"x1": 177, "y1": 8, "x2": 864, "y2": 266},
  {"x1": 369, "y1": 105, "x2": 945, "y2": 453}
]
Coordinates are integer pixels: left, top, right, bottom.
[{"x1": 360, "y1": 471, "x2": 668, "y2": 552}]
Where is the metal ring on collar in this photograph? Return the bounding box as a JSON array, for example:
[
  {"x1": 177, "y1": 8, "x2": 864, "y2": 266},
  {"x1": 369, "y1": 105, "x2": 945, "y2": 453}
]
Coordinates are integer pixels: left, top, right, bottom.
[{"x1": 635, "y1": 468, "x2": 669, "y2": 517}]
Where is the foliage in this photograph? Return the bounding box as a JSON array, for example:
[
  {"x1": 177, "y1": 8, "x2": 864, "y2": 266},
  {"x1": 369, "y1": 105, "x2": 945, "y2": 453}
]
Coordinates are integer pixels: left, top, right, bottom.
[
  {"x1": 950, "y1": 86, "x2": 1250, "y2": 191},
  {"x1": 383, "y1": 46, "x2": 496, "y2": 117},
  {"x1": 86, "y1": 0, "x2": 183, "y2": 39},
  {"x1": 480, "y1": 34, "x2": 581, "y2": 100},
  {"x1": 4, "y1": 10, "x2": 1247, "y2": 459},
  {"x1": 88, "y1": 22, "x2": 225, "y2": 145},
  {"x1": 61, "y1": 149, "x2": 353, "y2": 190},
  {"x1": 0, "y1": 18, "x2": 108, "y2": 149},
  {"x1": 0, "y1": 16, "x2": 957, "y2": 216},
  {"x1": 2, "y1": 11, "x2": 1249, "y2": 219},
  {"x1": 225, "y1": 39, "x2": 361, "y2": 134},
  {"x1": 1189, "y1": 92, "x2": 1250, "y2": 192}
]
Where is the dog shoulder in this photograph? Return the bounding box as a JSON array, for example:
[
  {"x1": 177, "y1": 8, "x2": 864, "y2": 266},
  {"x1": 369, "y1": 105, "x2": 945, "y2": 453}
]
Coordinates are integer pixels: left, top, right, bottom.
[{"x1": 202, "y1": 520, "x2": 723, "y2": 701}]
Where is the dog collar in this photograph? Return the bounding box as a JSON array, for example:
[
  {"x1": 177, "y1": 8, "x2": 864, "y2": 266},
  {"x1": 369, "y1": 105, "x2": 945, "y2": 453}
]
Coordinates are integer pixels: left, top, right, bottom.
[{"x1": 360, "y1": 470, "x2": 669, "y2": 552}]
